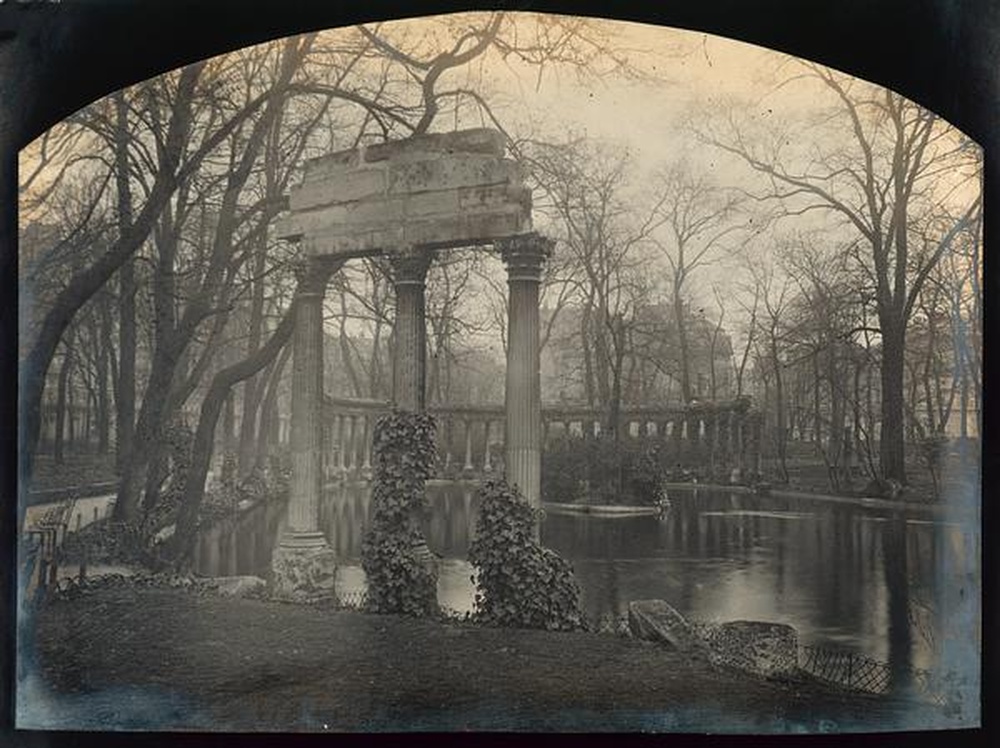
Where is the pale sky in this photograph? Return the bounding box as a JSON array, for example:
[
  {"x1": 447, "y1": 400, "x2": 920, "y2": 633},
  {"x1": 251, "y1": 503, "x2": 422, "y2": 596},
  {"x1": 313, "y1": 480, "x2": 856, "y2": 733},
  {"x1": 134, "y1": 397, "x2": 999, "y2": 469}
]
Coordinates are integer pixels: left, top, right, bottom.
[{"x1": 21, "y1": 12, "x2": 981, "y2": 361}]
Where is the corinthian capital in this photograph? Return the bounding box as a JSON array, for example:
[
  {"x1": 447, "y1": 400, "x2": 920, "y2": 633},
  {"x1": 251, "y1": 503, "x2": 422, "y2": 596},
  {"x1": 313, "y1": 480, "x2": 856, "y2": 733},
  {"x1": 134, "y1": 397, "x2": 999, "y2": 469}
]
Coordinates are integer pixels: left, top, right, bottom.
[
  {"x1": 498, "y1": 232, "x2": 554, "y2": 282},
  {"x1": 387, "y1": 248, "x2": 433, "y2": 287},
  {"x1": 293, "y1": 255, "x2": 345, "y2": 296}
]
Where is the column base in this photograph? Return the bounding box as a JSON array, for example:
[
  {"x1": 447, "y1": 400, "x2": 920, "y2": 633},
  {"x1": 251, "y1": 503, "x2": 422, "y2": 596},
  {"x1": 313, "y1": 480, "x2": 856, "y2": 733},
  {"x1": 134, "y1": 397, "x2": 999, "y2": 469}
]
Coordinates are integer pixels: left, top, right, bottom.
[{"x1": 269, "y1": 534, "x2": 337, "y2": 603}]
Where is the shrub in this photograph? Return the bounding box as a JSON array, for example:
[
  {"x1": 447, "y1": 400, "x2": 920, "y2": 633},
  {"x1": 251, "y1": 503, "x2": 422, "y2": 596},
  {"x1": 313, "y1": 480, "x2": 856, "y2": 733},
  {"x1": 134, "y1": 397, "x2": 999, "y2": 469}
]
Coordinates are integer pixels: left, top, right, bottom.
[
  {"x1": 468, "y1": 478, "x2": 585, "y2": 631},
  {"x1": 541, "y1": 435, "x2": 666, "y2": 506},
  {"x1": 360, "y1": 411, "x2": 439, "y2": 617}
]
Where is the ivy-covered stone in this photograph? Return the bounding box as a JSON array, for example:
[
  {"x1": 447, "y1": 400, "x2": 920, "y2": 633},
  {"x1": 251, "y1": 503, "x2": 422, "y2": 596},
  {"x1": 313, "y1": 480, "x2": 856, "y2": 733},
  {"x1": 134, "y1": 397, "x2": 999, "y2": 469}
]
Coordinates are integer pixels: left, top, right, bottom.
[
  {"x1": 468, "y1": 478, "x2": 585, "y2": 631},
  {"x1": 360, "y1": 411, "x2": 439, "y2": 617}
]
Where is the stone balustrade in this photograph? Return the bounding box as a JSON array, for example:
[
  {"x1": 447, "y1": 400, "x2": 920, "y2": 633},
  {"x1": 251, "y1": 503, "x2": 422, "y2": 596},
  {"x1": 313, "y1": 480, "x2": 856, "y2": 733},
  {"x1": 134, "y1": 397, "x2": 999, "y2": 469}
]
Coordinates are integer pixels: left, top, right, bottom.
[{"x1": 317, "y1": 396, "x2": 763, "y2": 482}]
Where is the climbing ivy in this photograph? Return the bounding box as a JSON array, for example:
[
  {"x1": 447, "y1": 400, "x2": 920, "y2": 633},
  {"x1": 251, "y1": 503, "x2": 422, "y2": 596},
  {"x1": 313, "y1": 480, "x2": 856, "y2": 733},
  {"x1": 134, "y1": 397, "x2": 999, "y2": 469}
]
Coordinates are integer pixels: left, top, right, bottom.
[
  {"x1": 468, "y1": 478, "x2": 585, "y2": 631},
  {"x1": 360, "y1": 410, "x2": 439, "y2": 617}
]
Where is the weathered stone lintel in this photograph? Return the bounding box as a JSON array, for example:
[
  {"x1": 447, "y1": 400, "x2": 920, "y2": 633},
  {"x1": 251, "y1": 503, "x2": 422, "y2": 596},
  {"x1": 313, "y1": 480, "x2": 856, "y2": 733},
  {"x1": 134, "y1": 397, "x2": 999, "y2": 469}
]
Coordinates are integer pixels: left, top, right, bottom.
[
  {"x1": 291, "y1": 155, "x2": 523, "y2": 209},
  {"x1": 280, "y1": 185, "x2": 531, "y2": 243},
  {"x1": 288, "y1": 210, "x2": 532, "y2": 257}
]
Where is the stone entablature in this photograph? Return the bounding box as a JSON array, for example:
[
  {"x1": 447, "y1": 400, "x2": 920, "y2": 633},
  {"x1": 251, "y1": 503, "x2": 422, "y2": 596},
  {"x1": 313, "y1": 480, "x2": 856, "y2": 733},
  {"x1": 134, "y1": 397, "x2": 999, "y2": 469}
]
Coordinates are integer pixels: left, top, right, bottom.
[{"x1": 277, "y1": 128, "x2": 532, "y2": 257}]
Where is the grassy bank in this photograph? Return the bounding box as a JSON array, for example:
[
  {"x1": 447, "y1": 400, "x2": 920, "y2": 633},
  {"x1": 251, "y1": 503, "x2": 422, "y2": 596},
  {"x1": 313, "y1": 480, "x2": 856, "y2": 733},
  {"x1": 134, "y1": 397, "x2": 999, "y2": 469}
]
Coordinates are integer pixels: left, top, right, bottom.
[{"x1": 18, "y1": 587, "x2": 958, "y2": 733}]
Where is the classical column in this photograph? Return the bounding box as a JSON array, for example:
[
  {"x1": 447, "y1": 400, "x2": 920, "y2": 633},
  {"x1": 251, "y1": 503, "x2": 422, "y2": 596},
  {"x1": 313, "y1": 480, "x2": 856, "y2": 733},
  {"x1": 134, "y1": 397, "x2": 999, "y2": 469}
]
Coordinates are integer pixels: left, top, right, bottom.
[
  {"x1": 483, "y1": 420, "x2": 493, "y2": 472},
  {"x1": 271, "y1": 256, "x2": 341, "y2": 602},
  {"x1": 463, "y1": 419, "x2": 474, "y2": 473},
  {"x1": 499, "y1": 233, "x2": 552, "y2": 511},
  {"x1": 347, "y1": 414, "x2": 358, "y2": 473},
  {"x1": 389, "y1": 249, "x2": 432, "y2": 411},
  {"x1": 336, "y1": 414, "x2": 346, "y2": 474},
  {"x1": 361, "y1": 415, "x2": 373, "y2": 476}
]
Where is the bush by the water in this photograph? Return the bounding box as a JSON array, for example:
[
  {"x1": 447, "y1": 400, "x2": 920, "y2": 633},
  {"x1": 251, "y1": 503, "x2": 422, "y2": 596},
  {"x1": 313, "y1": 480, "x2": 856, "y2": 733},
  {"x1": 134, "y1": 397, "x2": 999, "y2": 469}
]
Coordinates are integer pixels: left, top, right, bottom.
[
  {"x1": 541, "y1": 435, "x2": 669, "y2": 506},
  {"x1": 360, "y1": 411, "x2": 439, "y2": 617},
  {"x1": 468, "y1": 478, "x2": 584, "y2": 632}
]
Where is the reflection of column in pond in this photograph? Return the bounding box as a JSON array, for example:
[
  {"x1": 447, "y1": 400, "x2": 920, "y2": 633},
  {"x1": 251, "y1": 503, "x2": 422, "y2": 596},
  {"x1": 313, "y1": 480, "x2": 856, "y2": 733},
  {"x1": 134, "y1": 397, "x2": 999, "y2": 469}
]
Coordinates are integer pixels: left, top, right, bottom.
[
  {"x1": 501, "y1": 234, "x2": 551, "y2": 519},
  {"x1": 441, "y1": 417, "x2": 452, "y2": 473},
  {"x1": 244, "y1": 520, "x2": 256, "y2": 575},
  {"x1": 227, "y1": 524, "x2": 238, "y2": 575},
  {"x1": 204, "y1": 526, "x2": 220, "y2": 576},
  {"x1": 463, "y1": 487, "x2": 475, "y2": 546},
  {"x1": 882, "y1": 512, "x2": 913, "y2": 693}
]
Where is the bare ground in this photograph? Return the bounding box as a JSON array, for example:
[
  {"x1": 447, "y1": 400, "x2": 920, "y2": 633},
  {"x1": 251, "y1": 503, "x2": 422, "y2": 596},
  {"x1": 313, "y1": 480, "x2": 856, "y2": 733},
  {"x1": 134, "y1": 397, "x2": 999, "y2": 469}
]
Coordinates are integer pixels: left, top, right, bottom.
[{"x1": 15, "y1": 587, "x2": 960, "y2": 733}]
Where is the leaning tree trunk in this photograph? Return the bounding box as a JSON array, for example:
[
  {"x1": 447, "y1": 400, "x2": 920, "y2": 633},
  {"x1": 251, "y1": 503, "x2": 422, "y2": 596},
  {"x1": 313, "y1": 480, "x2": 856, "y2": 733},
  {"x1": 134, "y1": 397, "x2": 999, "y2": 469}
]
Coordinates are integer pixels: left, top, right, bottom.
[
  {"x1": 53, "y1": 343, "x2": 73, "y2": 465},
  {"x1": 255, "y1": 343, "x2": 291, "y2": 470},
  {"x1": 171, "y1": 309, "x2": 295, "y2": 566}
]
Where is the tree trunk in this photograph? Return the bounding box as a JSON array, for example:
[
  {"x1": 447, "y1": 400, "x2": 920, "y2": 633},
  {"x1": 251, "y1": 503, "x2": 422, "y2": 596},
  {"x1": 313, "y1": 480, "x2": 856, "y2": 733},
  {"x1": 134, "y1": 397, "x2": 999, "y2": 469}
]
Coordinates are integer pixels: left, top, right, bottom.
[
  {"x1": 238, "y1": 245, "x2": 268, "y2": 477},
  {"x1": 580, "y1": 303, "x2": 596, "y2": 406},
  {"x1": 673, "y1": 288, "x2": 692, "y2": 402},
  {"x1": 171, "y1": 307, "x2": 295, "y2": 565},
  {"x1": 770, "y1": 331, "x2": 788, "y2": 481},
  {"x1": 255, "y1": 342, "x2": 291, "y2": 469},
  {"x1": 95, "y1": 297, "x2": 111, "y2": 454},
  {"x1": 53, "y1": 344, "x2": 72, "y2": 465},
  {"x1": 879, "y1": 324, "x2": 907, "y2": 483},
  {"x1": 114, "y1": 88, "x2": 137, "y2": 475}
]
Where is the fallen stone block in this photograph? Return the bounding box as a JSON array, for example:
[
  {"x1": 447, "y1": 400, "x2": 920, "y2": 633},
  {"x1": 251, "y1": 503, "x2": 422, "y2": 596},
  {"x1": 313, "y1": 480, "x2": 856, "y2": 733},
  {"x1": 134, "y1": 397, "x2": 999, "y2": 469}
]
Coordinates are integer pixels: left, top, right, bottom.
[
  {"x1": 627, "y1": 599, "x2": 703, "y2": 652},
  {"x1": 209, "y1": 575, "x2": 267, "y2": 598},
  {"x1": 702, "y1": 620, "x2": 799, "y2": 678}
]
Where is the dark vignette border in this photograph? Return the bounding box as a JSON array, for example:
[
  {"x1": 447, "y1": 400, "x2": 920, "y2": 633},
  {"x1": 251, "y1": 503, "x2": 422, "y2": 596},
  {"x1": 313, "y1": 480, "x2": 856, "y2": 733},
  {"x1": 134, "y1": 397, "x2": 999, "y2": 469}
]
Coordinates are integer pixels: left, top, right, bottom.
[{"x1": 1, "y1": 1, "x2": 995, "y2": 747}]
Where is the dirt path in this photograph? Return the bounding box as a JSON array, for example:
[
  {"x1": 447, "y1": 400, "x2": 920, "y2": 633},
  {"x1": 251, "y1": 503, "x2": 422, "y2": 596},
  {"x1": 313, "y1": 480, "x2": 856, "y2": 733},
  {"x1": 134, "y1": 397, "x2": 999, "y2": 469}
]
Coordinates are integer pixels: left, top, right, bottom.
[{"x1": 19, "y1": 588, "x2": 952, "y2": 732}]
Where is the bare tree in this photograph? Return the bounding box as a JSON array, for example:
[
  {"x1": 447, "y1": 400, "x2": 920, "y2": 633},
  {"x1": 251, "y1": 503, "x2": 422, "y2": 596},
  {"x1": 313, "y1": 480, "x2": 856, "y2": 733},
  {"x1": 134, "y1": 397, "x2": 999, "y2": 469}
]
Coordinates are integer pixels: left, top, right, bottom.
[
  {"x1": 651, "y1": 161, "x2": 745, "y2": 402},
  {"x1": 702, "y1": 63, "x2": 981, "y2": 483}
]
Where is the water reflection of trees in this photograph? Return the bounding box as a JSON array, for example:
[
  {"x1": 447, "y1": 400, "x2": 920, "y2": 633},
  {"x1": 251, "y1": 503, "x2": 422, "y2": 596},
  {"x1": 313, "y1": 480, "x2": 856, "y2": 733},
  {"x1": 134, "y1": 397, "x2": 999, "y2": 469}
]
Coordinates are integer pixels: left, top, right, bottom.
[{"x1": 193, "y1": 485, "x2": 955, "y2": 682}]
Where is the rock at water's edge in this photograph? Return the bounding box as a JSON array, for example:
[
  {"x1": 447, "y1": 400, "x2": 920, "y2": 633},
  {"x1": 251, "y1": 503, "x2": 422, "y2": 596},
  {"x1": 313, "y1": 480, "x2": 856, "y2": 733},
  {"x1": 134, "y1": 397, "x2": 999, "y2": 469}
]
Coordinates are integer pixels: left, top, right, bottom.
[
  {"x1": 703, "y1": 620, "x2": 799, "y2": 678},
  {"x1": 627, "y1": 599, "x2": 703, "y2": 652}
]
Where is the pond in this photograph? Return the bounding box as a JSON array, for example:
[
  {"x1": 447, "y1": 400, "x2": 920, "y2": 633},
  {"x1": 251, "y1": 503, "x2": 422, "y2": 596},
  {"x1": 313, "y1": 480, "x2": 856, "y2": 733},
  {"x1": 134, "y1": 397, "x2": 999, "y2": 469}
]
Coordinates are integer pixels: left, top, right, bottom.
[{"x1": 191, "y1": 482, "x2": 980, "y2": 684}]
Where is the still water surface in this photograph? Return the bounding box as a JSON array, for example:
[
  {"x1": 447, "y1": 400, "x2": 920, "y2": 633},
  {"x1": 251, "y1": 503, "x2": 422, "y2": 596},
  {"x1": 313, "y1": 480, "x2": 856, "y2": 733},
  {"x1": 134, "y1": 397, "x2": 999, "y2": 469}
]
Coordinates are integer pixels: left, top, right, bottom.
[{"x1": 192, "y1": 482, "x2": 979, "y2": 679}]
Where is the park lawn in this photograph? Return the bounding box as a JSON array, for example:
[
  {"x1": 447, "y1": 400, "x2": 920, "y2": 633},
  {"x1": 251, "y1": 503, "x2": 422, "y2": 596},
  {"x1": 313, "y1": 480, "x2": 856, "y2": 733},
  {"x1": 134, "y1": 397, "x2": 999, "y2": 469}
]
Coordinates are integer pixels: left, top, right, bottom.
[{"x1": 20, "y1": 587, "x2": 951, "y2": 733}]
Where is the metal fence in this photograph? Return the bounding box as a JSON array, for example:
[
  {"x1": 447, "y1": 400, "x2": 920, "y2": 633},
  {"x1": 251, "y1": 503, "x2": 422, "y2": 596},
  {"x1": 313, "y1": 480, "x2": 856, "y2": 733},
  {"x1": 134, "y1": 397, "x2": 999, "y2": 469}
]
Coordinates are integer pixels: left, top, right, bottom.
[
  {"x1": 800, "y1": 645, "x2": 893, "y2": 694},
  {"x1": 799, "y1": 645, "x2": 949, "y2": 706}
]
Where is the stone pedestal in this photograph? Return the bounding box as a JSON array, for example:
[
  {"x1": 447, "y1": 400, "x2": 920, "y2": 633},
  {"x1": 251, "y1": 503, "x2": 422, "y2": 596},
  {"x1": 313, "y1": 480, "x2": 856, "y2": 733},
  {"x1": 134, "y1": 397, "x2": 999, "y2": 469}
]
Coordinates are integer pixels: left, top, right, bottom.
[
  {"x1": 389, "y1": 250, "x2": 432, "y2": 412},
  {"x1": 500, "y1": 234, "x2": 552, "y2": 517},
  {"x1": 271, "y1": 257, "x2": 341, "y2": 602},
  {"x1": 270, "y1": 544, "x2": 338, "y2": 603}
]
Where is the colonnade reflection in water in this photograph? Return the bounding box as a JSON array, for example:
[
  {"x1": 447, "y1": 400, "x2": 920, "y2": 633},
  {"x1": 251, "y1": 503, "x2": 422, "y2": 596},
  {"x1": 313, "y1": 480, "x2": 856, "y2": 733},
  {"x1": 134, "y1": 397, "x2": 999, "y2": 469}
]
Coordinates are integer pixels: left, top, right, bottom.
[{"x1": 191, "y1": 482, "x2": 978, "y2": 682}]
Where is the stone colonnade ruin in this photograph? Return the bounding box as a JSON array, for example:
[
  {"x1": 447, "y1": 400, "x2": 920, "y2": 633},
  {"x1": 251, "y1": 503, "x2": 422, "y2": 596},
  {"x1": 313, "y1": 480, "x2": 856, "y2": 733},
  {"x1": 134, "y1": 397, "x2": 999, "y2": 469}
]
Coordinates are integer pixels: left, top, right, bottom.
[{"x1": 269, "y1": 128, "x2": 549, "y2": 600}]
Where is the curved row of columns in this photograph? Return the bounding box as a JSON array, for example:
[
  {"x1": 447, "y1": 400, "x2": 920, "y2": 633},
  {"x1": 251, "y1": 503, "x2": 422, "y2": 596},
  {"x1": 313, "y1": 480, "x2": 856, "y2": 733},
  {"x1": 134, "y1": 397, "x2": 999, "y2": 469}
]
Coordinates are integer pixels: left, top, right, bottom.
[{"x1": 271, "y1": 235, "x2": 551, "y2": 598}]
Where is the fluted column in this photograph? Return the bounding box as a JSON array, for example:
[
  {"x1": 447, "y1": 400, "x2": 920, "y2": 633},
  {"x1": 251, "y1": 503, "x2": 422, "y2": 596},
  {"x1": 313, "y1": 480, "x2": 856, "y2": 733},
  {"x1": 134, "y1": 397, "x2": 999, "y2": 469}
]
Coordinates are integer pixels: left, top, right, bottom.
[
  {"x1": 284, "y1": 262, "x2": 333, "y2": 546},
  {"x1": 389, "y1": 249, "x2": 432, "y2": 412},
  {"x1": 271, "y1": 256, "x2": 342, "y2": 602},
  {"x1": 500, "y1": 233, "x2": 552, "y2": 513}
]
